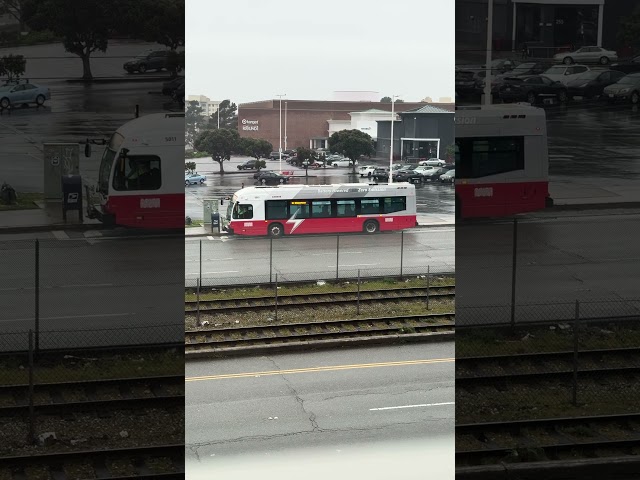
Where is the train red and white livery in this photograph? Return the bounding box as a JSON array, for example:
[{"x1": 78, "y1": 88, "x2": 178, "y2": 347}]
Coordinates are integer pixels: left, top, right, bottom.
[
  {"x1": 87, "y1": 113, "x2": 185, "y2": 229},
  {"x1": 223, "y1": 183, "x2": 417, "y2": 237},
  {"x1": 455, "y1": 104, "x2": 553, "y2": 218}
]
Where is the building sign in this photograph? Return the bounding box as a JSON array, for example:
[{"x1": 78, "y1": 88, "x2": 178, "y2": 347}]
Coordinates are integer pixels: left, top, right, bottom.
[{"x1": 241, "y1": 119, "x2": 259, "y2": 131}]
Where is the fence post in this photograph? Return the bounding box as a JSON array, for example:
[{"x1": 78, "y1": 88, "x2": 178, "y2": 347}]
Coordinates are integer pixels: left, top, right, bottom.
[
  {"x1": 274, "y1": 274, "x2": 278, "y2": 322},
  {"x1": 336, "y1": 235, "x2": 340, "y2": 280},
  {"x1": 269, "y1": 238, "x2": 273, "y2": 284},
  {"x1": 400, "y1": 230, "x2": 404, "y2": 279},
  {"x1": 28, "y1": 329, "x2": 35, "y2": 444},
  {"x1": 510, "y1": 218, "x2": 518, "y2": 328},
  {"x1": 426, "y1": 265, "x2": 430, "y2": 311},
  {"x1": 199, "y1": 239, "x2": 202, "y2": 288},
  {"x1": 357, "y1": 269, "x2": 361, "y2": 316},
  {"x1": 35, "y1": 239, "x2": 40, "y2": 357},
  {"x1": 572, "y1": 300, "x2": 580, "y2": 406},
  {"x1": 196, "y1": 278, "x2": 201, "y2": 327}
]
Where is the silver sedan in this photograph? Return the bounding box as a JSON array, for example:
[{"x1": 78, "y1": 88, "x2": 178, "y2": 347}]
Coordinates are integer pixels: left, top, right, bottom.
[
  {"x1": 554, "y1": 46, "x2": 618, "y2": 66},
  {"x1": 0, "y1": 81, "x2": 51, "y2": 109}
]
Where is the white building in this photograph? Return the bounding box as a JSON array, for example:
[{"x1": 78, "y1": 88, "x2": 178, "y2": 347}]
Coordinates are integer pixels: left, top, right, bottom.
[
  {"x1": 186, "y1": 95, "x2": 220, "y2": 117},
  {"x1": 327, "y1": 109, "x2": 399, "y2": 141}
]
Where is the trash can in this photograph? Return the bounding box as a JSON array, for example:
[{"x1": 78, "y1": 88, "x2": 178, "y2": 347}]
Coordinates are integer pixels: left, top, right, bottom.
[
  {"x1": 61, "y1": 175, "x2": 83, "y2": 222},
  {"x1": 211, "y1": 212, "x2": 220, "y2": 233}
]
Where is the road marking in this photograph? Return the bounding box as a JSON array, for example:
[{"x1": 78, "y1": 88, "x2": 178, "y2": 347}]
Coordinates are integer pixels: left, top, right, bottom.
[
  {"x1": 185, "y1": 271, "x2": 239, "y2": 276},
  {"x1": 327, "y1": 263, "x2": 378, "y2": 267},
  {"x1": 52, "y1": 230, "x2": 70, "y2": 240},
  {"x1": 369, "y1": 401, "x2": 455, "y2": 411},
  {"x1": 1, "y1": 312, "x2": 133, "y2": 323},
  {"x1": 186, "y1": 358, "x2": 454, "y2": 382},
  {"x1": 207, "y1": 236, "x2": 214, "y2": 240},
  {"x1": 0, "y1": 283, "x2": 114, "y2": 292}
]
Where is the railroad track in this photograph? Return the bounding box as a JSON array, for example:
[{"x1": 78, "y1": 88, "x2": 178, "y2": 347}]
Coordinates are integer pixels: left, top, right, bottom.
[
  {"x1": 0, "y1": 375, "x2": 184, "y2": 416},
  {"x1": 185, "y1": 313, "x2": 455, "y2": 352},
  {"x1": 0, "y1": 444, "x2": 183, "y2": 479},
  {"x1": 457, "y1": 412, "x2": 640, "y2": 467},
  {"x1": 457, "y1": 347, "x2": 640, "y2": 385},
  {"x1": 184, "y1": 285, "x2": 455, "y2": 314}
]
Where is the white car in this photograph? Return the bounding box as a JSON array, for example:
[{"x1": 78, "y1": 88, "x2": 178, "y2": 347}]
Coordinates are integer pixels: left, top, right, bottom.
[
  {"x1": 543, "y1": 65, "x2": 590, "y2": 85},
  {"x1": 332, "y1": 159, "x2": 358, "y2": 167},
  {"x1": 0, "y1": 81, "x2": 51, "y2": 109},
  {"x1": 553, "y1": 46, "x2": 618, "y2": 66},
  {"x1": 185, "y1": 172, "x2": 206, "y2": 185},
  {"x1": 439, "y1": 169, "x2": 455, "y2": 183},
  {"x1": 419, "y1": 158, "x2": 446, "y2": 167},
  {"x1": 358, "y1": 165, "x2": 376, "y2": 177}
]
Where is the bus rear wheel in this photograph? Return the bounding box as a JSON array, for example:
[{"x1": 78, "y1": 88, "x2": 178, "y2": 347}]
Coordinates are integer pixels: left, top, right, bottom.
[
  {"x1": 268, "y1": 222, "x2": 284, "y2": 238},
  {"x1": 363, "y1": 220, "x2": 379, "y2": 234}
]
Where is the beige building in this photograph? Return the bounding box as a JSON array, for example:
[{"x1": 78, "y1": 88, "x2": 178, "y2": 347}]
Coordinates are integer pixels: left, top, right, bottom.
[{"x1": 186, "y1": 95, "x2": 220, "y2": 117}]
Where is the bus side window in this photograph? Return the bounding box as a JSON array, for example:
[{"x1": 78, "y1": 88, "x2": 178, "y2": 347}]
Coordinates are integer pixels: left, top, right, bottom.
[
  {"x1": 336, "y1": 200, "x2": 356, "y2": 217},
  {"x1": 311, "y1": 200, "x2": 332, "y2": 218},
  {"x1": 359, "y1": 198, "x2": 380, "y2": 215},
  {"x1": 289, "y1": 201, "x2": 310, "y2": 218},
  {"x1": 383, "y1": 197, "x2": 406, "y2": 213}
]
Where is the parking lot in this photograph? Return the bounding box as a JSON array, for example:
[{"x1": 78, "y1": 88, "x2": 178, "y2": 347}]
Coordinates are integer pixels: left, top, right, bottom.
[{"x1": 185, "y1": 156, "x2": 455, "y2": 222}]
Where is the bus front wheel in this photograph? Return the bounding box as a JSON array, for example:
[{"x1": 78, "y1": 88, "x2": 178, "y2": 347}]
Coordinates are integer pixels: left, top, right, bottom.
[
  {"x1": 363, "y1": 220, "x2": 379, "y2": 234},
  {"x1": 268, "y1": 222, "x2": 284, "y2": 238}
]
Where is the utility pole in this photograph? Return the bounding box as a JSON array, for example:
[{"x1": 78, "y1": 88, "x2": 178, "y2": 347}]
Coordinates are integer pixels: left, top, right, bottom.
[
  {"x1": 276, "y1": 94, "x2": 286, "y2": 173},
  {"x1": 484, "y1": 0, "x2": 494, "y2": 105},
  {"x1": 388, "y1": 95, "x2": 400, "y2": 183}
]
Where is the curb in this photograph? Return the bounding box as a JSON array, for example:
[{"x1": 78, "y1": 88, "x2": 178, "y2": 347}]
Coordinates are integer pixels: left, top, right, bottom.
[
  {"x1": 550, "y1": 201, "x2": 640, "y2": 212},
  {"x1": 0, "y1": 223, "x2": 105, "y2": 234},
  {"x1": 184, "y1": 224, "x2": 454, "y2": 237},
  {"x1": 456, "y1": 455, "x2": 640, "y2": 480},
  {"x1": 185, "y1": 331, "x2": 454, "y2": 359},
  {"x1": 65, "y1": 76, "x2": 177, "y2": 84}
]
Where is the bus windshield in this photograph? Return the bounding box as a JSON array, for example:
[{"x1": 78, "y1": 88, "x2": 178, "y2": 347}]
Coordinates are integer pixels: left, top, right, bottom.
[
  {"x1": 97, "y1": 133, "x2": 124, "y2": 194},
  {"x1": 226, "y1": 201, "x2": 234, "y2": 221}
]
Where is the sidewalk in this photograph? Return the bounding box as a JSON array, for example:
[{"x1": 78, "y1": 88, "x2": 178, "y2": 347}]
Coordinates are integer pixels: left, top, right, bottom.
[
  {"x1": 549, "y1": 178, "x2": 640, "y2": 210},
  {"x1": 0, "y1": 202, "x2": 101, "y2": 233}
]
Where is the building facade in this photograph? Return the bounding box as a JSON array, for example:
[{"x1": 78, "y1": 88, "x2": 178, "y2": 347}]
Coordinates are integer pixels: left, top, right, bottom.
[
  {"x1": 237, "y1": 100, "x2": 454, "y2": 153},
  {"x1": 186, "y1": 95, "x2": 220, "y2": 117},
  {"x1": 376, "y1": 105, "x2": 455, "y2": 161},
  {"x1": 456, "y1": 0, "x2": 637, "y2": 57}
]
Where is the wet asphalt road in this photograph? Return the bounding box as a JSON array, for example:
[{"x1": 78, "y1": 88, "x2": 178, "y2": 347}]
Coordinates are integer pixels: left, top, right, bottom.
[{"x1": 185, "y1": 157, "x2": 456, "y2": 219}]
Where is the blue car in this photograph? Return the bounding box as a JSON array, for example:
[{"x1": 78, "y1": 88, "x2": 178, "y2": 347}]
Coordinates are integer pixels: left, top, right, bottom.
[{"x1": 0, "y1": 81, "x2": 51, "y2": 109}]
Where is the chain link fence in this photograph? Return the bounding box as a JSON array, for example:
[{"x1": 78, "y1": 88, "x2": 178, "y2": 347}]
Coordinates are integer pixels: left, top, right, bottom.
[
  {"x1": 456, "y1": 300, "x2": 640, "y2": 422},
  {"x1": 185, "y1": 230, "x2": 455, "y2": 287}
]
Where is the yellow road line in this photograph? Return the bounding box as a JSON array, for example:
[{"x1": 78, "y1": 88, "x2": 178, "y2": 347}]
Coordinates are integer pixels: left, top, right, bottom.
[{"x1": 186, "y1": 357, "x2": 455, "y2": 382}]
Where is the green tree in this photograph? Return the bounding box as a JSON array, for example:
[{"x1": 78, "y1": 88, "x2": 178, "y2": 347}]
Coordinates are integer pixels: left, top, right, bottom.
[
  {"x1": 618, "y1": 4, "x2": 640, "y2": 50},
  {"x1": 0, "y1": 54, "x2": 26, "y2": 82},
  {"x1": 0, "y1": 0, "x2": 26, "y2": 31},
  {"x1": 328, "y1": 129, "x2": 375, "y2": 175},
  {"x1": 185, "y1": 101, "x2": 205, "y2": 147},
  {"x1": 185, "y1": 161, "x2": 196, "y2": 172},
  {"x1": 209, "y1": 99, "x2": 238, "y2": 130},
  {"x1": 141, "y1": 0, "x2": 184, "y2": 50},
  {"x1": 380, "y1": 96, "x2": 392, "y2": 103},
  {"x1": 239, "y1": 137, "x2": 272, "y2": 167},
  {"x1": 445, "y1": 144, "x2": 455, "y2": 162},
  {"x1": 194, "y1": 128, "x2": 240, "y2": 174}
]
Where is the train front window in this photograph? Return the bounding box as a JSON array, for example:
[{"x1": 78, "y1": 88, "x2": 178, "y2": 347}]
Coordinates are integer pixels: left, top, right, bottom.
[
  {"x1": 113, "y1": 155, "x2": 162, "y2": 191},
  {"x1": 98, "y1": 133, "x2": 124, "y2": 194}
]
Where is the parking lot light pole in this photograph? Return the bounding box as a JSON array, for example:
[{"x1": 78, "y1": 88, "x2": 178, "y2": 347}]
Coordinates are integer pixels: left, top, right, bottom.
[
  {"x1": 388, "y1": 95, "x2": 400, "y2": 184},
  {"x1": 277, "y1": 94, "x2": 286, "y2": 173},
  {"x1": 484, "y1": 0, "x2": 494, "y2": 106},
  {"x1": 217, "y1": 101, "x2": 220, "y2": 129},
  {"x1": 285, "y1": 101, "x2": 288, "y2": 152}
]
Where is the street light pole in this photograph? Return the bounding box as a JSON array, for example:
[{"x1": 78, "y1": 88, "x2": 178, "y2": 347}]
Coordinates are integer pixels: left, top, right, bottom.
[
  {"x1": 276, "y1": 94, "x2": 285, "y2": 173},
  {"x1": 388, "y1": 95, "x2": 399, "y2": 184},
  {"x1": 484, "y1": 0, "x2": 494, "y2": 106},
  {"x1": 217, "y1": 103, "x2": 220, "y2": 129},
  {"x1": 284, "y1": 101, "x2": 288, "y2": 152}
]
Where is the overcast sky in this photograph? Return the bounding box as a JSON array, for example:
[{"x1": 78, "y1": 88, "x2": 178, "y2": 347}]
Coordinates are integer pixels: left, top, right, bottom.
[{"x1": 186, "y1": 0, "x2": 454, "y2": 104}]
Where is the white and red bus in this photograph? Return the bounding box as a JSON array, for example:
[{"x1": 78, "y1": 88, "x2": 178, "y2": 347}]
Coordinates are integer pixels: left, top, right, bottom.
[
  {"x1": 222, "y1": 183, "x2": 417, "y2": 237},
  {"x1": 455, "y1": 104, "x2": 553, "y2": 218},
  {"x1": 87, "y1": 113, "x2": 185, "y2": 229}
]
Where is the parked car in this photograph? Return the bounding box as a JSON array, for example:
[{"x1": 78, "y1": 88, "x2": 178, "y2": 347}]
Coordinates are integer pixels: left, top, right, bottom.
[
  {"x1": 611, "y1": 54, "x2": 640, "y2": 75},
  {"x1": 269, "y1": 151, "x2": 289, "y2": 160},
  {"x1": 185, "y1": 173, "x2": 206, "y2": 185},
  {"x1": 162, "y1": 77, "x2": 184, "y2": 96},
  {"x1": 602, "y1": 73, "x2": 640, "y2": 104},
  {"x1": 256, "y1": 171, "x2": 289, "y2": 184},
  {"x1": 498, "y1": 75, "x2": 568, "y2": 104},
  {"x1": 358, "y1": 166, "x2": 376, "y2": 177},
  {"x1": 553, "y1": 46, "x2": 618, "y2": 66},
  {"x1": 392, "y1": 166, "x2": 422, "y2": 183},
  {"x1": 439, "y1": 169, "x2": 455, "y2": 183},
  {"x1": 566, "y1": 70, "x2": 626, "y2": 99},
  {"x1": 419, "y1": 158, "x2": 446, "y2": 167},
  {"x1": 542, "y1": 65, "x2": 590, "y2": 85},
  {"x1": 253, "y1": 170, "x2": 271, "y2": 179},
  {"x1": 479, "y1": 62, "x2": 550, "y2": 93},
  {"x1": 123, "y1": 50, "x2": 172, "y2": 73},
  {"x1": 0, "y1": 81, "x2": 51, "y2": 109},
  {"x1": 420, "y1": 166, "x2": 447, "y2": 182},
  {"x1": 371, "y1": 168, "x2": 390, "y2": 181},
  {"x1": 331, "y1": 159, "x2": 358, "y2": 167},
  {"x1": 455, "y1": 69, "x2": 485, "y2": 96},
  {"x1": 238, "y1": 159, "x2": 261, "y2": 170}
]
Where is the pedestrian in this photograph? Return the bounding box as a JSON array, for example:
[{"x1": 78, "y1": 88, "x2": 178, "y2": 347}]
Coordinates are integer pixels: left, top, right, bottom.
[
  {"x1": 521, "y1": 42, "x2": 528, "y2": 59},
  {"x1": 241, "y1": 182, "x2": 244, "y2": 189}
]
